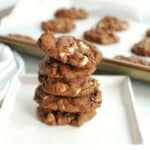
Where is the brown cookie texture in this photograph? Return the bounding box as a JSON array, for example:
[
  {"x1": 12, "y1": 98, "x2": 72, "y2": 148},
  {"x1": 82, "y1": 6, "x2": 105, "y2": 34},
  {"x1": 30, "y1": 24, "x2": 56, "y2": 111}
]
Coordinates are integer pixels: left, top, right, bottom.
[
  {"x1": 131, "y1": 37, "x2": 150, "y2": 57},
  {"x1": 34, "y1": 85, "x2": 102, "y2": 113},
  {"x1": 42, "y1": 18, "x2": 75, "y2": 33},
  {"x1": 38, "y1": 74, "x2": 93, "y2": 97},
  {"x1": 38, "y1": 32, "x2": 102, "y2": 68},
  {"x1": 39, "y1": 57, "x2": 96, "y2": 80},
  {"x1": 55, "y1": 8, "x2": 88, "y2": 20},
  {"x1": 97, "y1": 16, "x2": 128, "y2": 32},
  {"x1": 114, "y1": 55, "x2": 150, "y2": 66},
  {"x1": 37, "y1": 106, "x2": 96, "y2": 126},
  {"x1": 41, "y1": 76, "x2": 98, "y2": 97},
  {"x1": 84, "y1": 28, "x2": 119, "y2": 44}
]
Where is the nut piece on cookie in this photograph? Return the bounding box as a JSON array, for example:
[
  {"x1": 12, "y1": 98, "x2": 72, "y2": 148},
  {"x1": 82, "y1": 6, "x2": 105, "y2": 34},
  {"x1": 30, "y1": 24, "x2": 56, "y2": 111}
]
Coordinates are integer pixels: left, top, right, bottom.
[
  {"x1": 131, "y1": 37, "x2": 150, "y2": 57},
  {"x1": 55, "y1": 7, "x2": 88, "y2": 20},
  {"x1": 97, "y1": 16, "x2": 128, "y2": 32},
  {"x1": 42, "y1": 18, "x2": 75, "y2": 33},
  {"x1": 114, "y1": 55, "x2": 150, "y2": 66},
  {"x1": 38, "y1": 32, "x2": 102, "y2": 68},
  {"x1": 84, "y1": 28, "x2": 119, "y2": 45}
]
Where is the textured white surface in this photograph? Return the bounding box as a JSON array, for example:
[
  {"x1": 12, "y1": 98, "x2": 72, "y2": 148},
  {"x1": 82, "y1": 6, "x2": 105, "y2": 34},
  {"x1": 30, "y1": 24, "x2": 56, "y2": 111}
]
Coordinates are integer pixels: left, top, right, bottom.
[{"x1": 0, "y1": 75, "x2": 142, "y2": 144}]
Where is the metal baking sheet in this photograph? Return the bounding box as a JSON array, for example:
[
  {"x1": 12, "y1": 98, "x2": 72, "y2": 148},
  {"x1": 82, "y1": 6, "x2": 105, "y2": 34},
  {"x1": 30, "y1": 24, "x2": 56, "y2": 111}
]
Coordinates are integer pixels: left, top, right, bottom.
[
  {"x1": 0, "y1": 75, "x2": 142, "y2": 144},
  {"x1": 0, "y1": 1, "x2": 149, "y2": 82}
]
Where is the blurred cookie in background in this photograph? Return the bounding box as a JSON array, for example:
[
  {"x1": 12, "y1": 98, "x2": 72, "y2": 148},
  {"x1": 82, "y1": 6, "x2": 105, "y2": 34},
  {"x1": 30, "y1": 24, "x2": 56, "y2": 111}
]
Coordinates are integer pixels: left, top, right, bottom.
[
  {"x1": 42, "y1": 18, "x2": 75, "y2": 33},
  {"x1": 84, "y1": 28, "x2": 119, "y2": 45},
  {"x1": 97, "y1": 16, "x2": 129, "y2": 32},
  {"x1": 55, "y1": 8, "x2": 88, "y2": 20},
  {"x1": 131, "y1": 37, "x2": 150, "y2": 57}
]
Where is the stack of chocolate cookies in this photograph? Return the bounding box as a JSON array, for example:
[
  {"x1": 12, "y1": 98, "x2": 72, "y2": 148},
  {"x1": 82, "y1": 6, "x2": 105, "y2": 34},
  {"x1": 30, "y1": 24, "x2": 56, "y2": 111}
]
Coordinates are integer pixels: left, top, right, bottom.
[{"x1": 34, "y1": 32, "x2": 103, "y2": 126}]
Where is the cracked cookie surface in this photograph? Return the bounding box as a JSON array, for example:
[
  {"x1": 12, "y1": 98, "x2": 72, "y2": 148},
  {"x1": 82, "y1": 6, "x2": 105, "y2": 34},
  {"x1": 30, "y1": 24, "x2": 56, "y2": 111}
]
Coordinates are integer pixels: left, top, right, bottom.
[
  {"x1": 34, "y1": 85, "x2": 102, "y2": 113},
  {"x1": 40, "y1": 75, "x2": 98, "y2": 97},
  {"x1": 38, "y1": 32, "x2": 102, "y2": 68},
  {"x1": 39, "y1": 57, "x2": 96, "y2": 80}
]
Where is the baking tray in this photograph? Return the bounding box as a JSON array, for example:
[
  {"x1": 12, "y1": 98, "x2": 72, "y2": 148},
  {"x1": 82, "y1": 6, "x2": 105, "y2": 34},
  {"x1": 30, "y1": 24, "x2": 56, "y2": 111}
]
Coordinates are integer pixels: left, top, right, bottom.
[
  {"x1": 0, "y1": 34, "x2": 150, "y2": 83},
  {"x1": 0, "y1": 74, "x2": 142, "y2": 144},
  {"x1": 0, "y1": 3, "x2": 150, "y2": 82}
]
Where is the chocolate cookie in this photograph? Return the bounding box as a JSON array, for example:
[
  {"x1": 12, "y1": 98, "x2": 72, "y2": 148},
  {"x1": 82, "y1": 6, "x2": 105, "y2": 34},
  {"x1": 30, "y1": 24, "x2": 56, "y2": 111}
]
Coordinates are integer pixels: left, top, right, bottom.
[
  {"x1": 39, "y1": 57, "x2": 96, "y2": 80},
  {"x1": 38, "y1": 32, "x2": 102, "y2": 68},
  {"x1": 38, "y1": 73, "x2": 98, "y2": 97},
  {"x1": 114, "y1": 55, "x2": 150, "y2": 66},
  {"x1": 34, "y1": 85, "x2": 102, "y2": 113},
  {"x1": 84, "y1": 28, "x2": 119, "y2": 44},
  {"x1": 42, "y1": 18, "x2": 75, "y2": 33},
  {"x1": 55, "y1": 8, "x2": 88, "y2": 20},
  {"x1": 131, "y1": 37, "x2": 150, "y2": 57},
  {"x1": 97, "y1": 16, "x2": 128, "y2": 32},
  {"x1": 37, "y1": 107, "x2": 96, "y2": 126},
  {"x1": 41, "y1": 76, "x2": 98, "y2": 97}
]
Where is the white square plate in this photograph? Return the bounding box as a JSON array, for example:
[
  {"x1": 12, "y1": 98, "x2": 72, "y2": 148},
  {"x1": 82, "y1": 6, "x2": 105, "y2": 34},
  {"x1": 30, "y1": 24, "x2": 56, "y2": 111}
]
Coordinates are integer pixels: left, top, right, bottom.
[{"x1": 0, "y1": 75, "x2": 142, "y2": 144}]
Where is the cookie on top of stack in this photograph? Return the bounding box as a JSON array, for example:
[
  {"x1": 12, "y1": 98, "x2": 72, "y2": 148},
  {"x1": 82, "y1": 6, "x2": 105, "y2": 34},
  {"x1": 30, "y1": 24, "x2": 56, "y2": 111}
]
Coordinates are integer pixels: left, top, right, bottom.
[{"x1": 34, "y1": 32, "x2": 102, "y2": 126}]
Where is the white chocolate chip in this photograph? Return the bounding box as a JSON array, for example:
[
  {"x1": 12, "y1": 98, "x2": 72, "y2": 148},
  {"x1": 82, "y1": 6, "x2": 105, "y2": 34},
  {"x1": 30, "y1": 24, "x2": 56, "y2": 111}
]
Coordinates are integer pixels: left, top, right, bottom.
[
  {"x1": 60, "y1": 52, "x2": 66, "y2": 58},
  {"x1": 43, "y1": 96, "x2": 49, "y2": 101},
  {"x1": 68, "y1": 47, "x2": 75, "y2": 54},
  {"x1": 79, "y1": 41, "x2": 89, "y2": 50},
  {"x1": 75, "y1": 88, "x2": 81, "y2": 95},
  {"x1": 95, "y1": 98, "x2": 100, "y2": 102},
  {"x1": 60, "y1": 85, "x2": 66, "y2": 92},
  {"x1": 80, "y1": 56, "x2": 88, "y2": 66},
  {"x1": 68, "y1": 43, "x2": 78, "y2": 54},
  {"x1": 89, "y1": 81, "x2": 94, "y2": 85}
]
